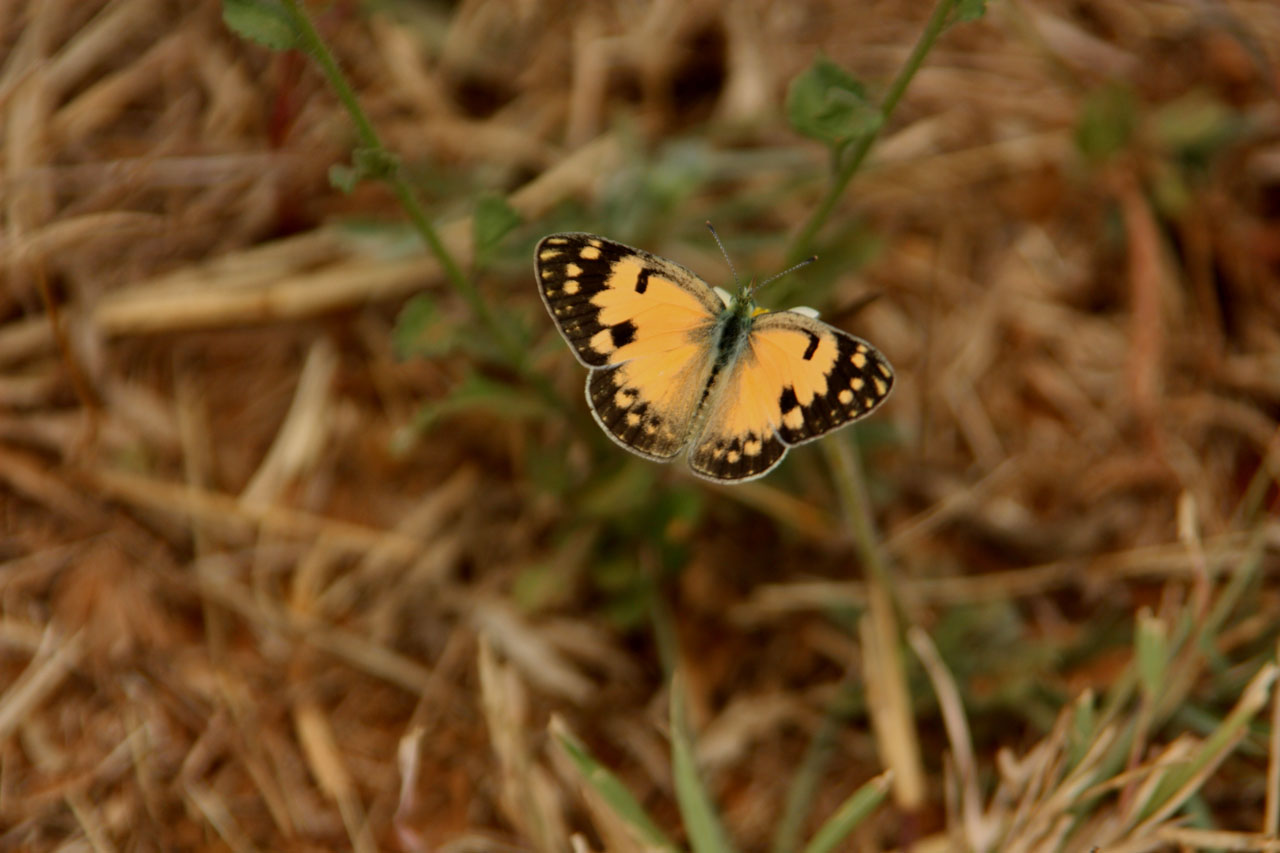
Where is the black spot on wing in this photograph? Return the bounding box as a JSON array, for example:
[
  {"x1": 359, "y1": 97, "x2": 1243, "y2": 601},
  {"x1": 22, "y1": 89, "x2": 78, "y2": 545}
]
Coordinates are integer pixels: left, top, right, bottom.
[
  {"x1": 801, "y1": 332, "x2": 819, "y2": 360},
  {"x1": 778, "y1": 386, "x2": 799, "y2": 415},
  {"x1": 610, "y1": 320, "x2": 637, "y2": 349},
  {"x1": 635, "y1": 267, "x2": 652, "y2": 294}
]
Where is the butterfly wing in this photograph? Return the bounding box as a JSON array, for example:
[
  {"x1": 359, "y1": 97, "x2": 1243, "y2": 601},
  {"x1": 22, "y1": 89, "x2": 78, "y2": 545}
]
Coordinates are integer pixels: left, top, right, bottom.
[
  {"x1": 688, "y1": 310, "x2": 894, "y2": 481},
  {"x1": 536, "y1": 233, "x2": 725, "y2": 459}
]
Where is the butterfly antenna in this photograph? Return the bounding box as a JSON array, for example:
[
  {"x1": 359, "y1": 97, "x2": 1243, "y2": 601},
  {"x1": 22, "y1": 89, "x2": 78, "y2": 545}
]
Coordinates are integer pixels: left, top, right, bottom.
[
  {"x1": 752, "y1": 255, "x2": 818, "y2": 297},
  {"x1": 705, "y1": 221, "x2": 740, "y2": 292}
]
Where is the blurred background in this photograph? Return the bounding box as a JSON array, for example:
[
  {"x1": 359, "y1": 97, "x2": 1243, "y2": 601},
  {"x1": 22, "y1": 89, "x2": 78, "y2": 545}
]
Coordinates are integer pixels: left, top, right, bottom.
[{"x1": 2, "y1": 0, "x2": 1279, "y2": 849}]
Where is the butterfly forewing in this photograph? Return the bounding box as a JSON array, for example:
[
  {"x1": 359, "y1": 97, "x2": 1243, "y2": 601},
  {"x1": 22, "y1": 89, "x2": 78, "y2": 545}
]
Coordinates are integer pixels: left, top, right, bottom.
[
  {"x1": 754, "y1": 312, "x2": 893, "y2": 445},
  {"x1": 536, "y1": 234, "x2": 722, "y2": 367},
  {"x1": 536, "y1": 233, "x2": 724, "y2": 459}
]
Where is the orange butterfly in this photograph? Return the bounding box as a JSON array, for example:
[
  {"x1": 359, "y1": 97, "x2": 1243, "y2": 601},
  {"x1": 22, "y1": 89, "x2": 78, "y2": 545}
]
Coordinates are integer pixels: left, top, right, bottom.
[{"x1": 536, "y1": 232, "x2": 893, "y2": 481}]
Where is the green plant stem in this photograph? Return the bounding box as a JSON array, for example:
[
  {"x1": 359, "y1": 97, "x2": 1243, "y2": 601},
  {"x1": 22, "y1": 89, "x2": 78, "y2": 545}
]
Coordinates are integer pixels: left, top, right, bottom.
[
  {"x1": 788, "y1": 0, "x2": 959, "y2": 261},
  {"x1": 279, "y1": 0, "x2": 518, "y2": 367}
]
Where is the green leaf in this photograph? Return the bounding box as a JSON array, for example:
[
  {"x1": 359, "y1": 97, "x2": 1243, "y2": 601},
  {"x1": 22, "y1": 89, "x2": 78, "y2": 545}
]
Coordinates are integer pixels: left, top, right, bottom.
[
  {"x1": 1075, "y1": 82, "x2": 1137, "y2": 164},
  {"x1": 353, "y1": 147, "x2": 398, "y2": 180},
  {"x1": 953, "y1": 0, "x2": 987, "y2": 23},
  {"x1": 330, "y1": 149, "x2": 399, "y2": 192},
  {"x1": 329, "y1": 163, "x2": 360, "y2": 194},
  {"x1": 786, "y1": 56, "x2": 882, "y2": 148},
  {"x1": 473, "y1": 195, "x2": 522, "y2": 257},
  {"x1": 222, "y1": 0, "x2": 299, "y2": 51},
  {"x1": 801, "y1": 772, "x2": 891, "y2": 853},
  {"x1": 551, "y1": 717, "x2": 680, "y2": 852},
  {"x1": 671, "y1": 675, "x2": 738, "y2": 853}
]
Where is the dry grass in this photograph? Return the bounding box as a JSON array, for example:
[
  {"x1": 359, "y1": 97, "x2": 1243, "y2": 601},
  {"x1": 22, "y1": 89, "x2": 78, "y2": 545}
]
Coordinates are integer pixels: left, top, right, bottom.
[{"x1": 2, "y1": 0, "x2": 1280, "y2": 850}]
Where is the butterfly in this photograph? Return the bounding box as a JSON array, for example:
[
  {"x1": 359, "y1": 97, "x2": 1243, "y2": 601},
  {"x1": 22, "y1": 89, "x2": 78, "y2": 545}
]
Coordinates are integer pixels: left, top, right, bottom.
[{"x1": 535, "y1": 230, "x2": 893, "y2": 482}]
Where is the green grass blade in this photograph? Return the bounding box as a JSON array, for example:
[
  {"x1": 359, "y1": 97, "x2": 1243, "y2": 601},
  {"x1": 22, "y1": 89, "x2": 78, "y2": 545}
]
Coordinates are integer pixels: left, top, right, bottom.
[
  {"x1": 670, "y1": 675, "x2": 738, "y2": 853},
  {"x1": 1135, "y1": 663, "x2": 1279, "y2": 828},
  {"x1": 771, "y1": 695, "x2": 845, "y2": 853},
  {"x1": 550, "y1": 716, "x2": 680, "y2": 852},
  {"x1": 800, "y1": 771, "x2": 892, "y2": 853}
]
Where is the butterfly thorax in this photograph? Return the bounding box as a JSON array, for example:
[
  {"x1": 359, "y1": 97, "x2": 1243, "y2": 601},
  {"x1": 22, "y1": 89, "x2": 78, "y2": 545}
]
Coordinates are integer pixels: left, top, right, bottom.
[{"x1": 715, "y1": 293, "x2": 755, "y2": 361}]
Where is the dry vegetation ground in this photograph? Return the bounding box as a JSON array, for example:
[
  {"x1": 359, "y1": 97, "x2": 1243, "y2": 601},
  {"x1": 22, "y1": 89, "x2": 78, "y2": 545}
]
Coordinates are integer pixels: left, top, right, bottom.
[{"x1": 2, "y1": 0, "x2": 1280, "y2": 850}]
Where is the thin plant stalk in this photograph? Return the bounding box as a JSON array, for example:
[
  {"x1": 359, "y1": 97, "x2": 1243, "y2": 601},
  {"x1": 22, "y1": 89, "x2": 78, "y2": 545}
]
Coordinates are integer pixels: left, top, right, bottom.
[
  {"x1": 279, "y1": 0, "x2": 518, "y2": 367},
  {"x1": 788, "y1": 0, "x2": 960, "y2": 261}
]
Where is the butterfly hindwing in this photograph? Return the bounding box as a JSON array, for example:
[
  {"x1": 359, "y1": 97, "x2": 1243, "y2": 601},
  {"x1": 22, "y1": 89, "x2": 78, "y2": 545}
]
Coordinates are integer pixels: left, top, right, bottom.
[
  {"x1": 587, "y1": 363, "x2": 697, "y2": 459},
  {"x1": 536, "y1": 233, "x2": 724, "y2": 459},
  {"x1": 686, "y1": 402, "x2": 789, "y2": 481},
  {"x1": 688, "y1": 311, "x2": 893, "y2": 482}
]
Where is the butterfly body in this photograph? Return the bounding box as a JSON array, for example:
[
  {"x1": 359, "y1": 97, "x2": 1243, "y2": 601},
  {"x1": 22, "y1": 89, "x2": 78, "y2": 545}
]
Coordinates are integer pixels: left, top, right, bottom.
[{"x1": 536, "y1": 233, "x2": 893, "y2": 482}]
